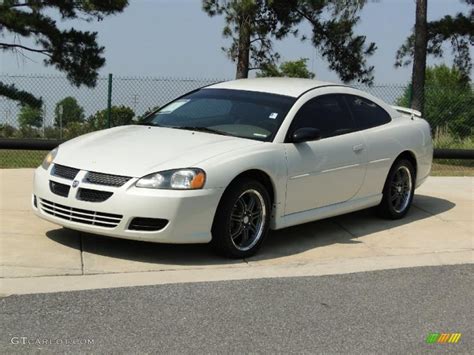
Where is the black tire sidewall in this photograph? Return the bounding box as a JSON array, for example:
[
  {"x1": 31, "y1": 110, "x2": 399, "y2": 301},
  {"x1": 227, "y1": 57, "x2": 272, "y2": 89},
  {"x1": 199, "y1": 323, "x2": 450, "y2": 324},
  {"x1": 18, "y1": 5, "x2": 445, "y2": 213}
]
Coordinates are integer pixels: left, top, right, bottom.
[
  {"x1": 211, "y1": 179, "x2": 271, "y2": 258},
  {"x1": 380, "y1": 159, "x2": 416, "y2": 219}
]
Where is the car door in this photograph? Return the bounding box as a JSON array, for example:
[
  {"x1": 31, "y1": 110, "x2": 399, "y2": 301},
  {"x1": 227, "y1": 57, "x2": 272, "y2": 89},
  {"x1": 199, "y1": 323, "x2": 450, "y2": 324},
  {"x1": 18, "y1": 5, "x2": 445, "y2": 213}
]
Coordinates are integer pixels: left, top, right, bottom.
[
  {"x1": 343, "y1": 94, "x2": 395, "y2": 198},
  {"x1": 284, "y1": 94, "x2": 367, "y2": 215}
]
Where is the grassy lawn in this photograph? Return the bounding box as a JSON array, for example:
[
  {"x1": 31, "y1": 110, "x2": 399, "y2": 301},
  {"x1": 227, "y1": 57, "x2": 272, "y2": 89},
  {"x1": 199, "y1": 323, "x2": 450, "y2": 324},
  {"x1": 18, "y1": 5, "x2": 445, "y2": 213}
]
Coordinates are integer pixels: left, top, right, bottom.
[
  {"x1": 0, "y1": 150, "x2": 46, "y2": 169},
  {"x1": 1, "y1": 149, "x2": 473, "y2": 176},
  {"x1": 431, "y1": 161, "x2": 474, "y2": 176}
]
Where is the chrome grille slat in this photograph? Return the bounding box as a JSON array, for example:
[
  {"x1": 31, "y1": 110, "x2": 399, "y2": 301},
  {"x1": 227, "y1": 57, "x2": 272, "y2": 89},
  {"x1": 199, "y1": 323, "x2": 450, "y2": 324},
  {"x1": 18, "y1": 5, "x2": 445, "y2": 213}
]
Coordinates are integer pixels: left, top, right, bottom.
[
  {"x1": 41, "y1": 200, "x2": 95, "y2": 217},
  {"x1": 39, "y1": 198, "x2": 122, "y2": 228},
  {"x1": 85, "y1": 171, "x2": 131, "y2": 187},
  {"x1": 40, "y1": 199, "x2": 121, "y2": 220},
  {"x1": 40, "y1": 204, "x2": 120, "y2": 225},
  {"x1": 40, "y1": 204, "x2": 118, "y2": 226}
]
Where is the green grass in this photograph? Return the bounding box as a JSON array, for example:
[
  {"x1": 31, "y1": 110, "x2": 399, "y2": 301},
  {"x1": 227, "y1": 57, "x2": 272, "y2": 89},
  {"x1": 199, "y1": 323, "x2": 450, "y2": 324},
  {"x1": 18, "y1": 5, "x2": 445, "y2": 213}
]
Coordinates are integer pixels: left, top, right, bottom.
[
  {"x1": 0, "y1": 150, "x2": 45, "y2": 169},
  {"x1": 1, "y1": 149, "x2": 473, "y2": 176},
  {"x1": 431, "y1": 161, "x2": 474, "y2": 176},
  {"x1": 433, "y1": 127, "x2": 473, "y2": 150}
]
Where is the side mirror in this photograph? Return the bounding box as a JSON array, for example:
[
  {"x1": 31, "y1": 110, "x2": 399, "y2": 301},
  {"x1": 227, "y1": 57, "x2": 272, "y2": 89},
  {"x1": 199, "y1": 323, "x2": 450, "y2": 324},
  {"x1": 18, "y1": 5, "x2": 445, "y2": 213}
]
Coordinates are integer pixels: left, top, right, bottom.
[{"x1": 290, "y1": 127, "x2": 321, "y2": 143}]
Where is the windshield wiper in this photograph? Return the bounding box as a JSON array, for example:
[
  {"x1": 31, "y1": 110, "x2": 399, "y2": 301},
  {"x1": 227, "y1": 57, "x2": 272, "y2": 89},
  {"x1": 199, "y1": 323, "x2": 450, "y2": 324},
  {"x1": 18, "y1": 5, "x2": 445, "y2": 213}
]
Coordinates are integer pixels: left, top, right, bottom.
[{"x1": 168, "y1": 126, "x2": 235, "y2": 137}]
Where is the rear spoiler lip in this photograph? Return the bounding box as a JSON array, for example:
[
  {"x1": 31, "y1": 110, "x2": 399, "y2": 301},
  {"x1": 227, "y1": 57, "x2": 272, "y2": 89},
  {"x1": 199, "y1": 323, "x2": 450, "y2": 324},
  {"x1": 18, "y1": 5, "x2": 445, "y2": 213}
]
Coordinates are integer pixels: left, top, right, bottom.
[{"x1": 392, "y1": 105, "x2": 422, "y2": 118}]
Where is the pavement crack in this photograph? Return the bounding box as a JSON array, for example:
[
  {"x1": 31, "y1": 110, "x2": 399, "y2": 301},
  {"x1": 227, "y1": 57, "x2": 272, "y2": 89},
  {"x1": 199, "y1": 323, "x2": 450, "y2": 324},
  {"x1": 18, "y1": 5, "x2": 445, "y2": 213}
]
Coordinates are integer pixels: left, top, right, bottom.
[
  {"x1": 412, "y1": 205, "x2": 447, "y2": 222},
  {"x1": 79, "y1": 232, "x2": 84, "y2": 275},
  {"x1": 332, "y1": 220, "x2": 389, "y2": 256},
  {"x1": 332, "y1": 220, "x2": 358, "y2": 239}
]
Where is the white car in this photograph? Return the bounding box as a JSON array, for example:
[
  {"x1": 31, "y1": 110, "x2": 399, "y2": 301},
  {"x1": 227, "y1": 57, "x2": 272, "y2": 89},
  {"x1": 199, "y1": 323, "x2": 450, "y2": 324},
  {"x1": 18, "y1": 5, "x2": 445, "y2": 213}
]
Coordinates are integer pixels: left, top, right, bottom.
[{"x1": 33, "y1": 78, "x2": 433, "y2": 258}]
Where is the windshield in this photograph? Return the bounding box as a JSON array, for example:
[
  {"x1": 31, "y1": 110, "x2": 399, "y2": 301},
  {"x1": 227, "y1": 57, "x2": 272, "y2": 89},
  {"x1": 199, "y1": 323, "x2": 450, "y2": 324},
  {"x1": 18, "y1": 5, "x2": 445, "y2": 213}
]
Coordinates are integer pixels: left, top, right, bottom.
[{"x1": 143, "y1": 89, "x2": 296, "y2": 142}]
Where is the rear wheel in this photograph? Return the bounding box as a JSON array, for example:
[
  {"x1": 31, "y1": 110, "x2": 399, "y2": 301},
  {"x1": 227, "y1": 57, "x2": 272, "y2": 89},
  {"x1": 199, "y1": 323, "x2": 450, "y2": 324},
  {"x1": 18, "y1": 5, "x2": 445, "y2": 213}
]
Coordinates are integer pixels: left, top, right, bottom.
[
  {"x1": 211, "y1": 179, "x2": 271, "y2": 258},
  {"x1": 377, "y1": 159, "x2": 415, "y2": 219}
]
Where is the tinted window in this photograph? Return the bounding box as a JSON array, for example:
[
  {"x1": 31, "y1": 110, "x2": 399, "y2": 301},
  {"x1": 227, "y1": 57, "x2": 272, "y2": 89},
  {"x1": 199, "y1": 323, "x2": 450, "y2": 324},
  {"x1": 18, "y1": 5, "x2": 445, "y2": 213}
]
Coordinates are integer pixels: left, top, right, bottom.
[
  {"x1": 288, "y1": 94, "x2": 356, "y2": 139},
  {"x1": 144, "y1": 89, "x2": 296, "y2": 142},
  {"x1": 345, "y1": 95, "x2": 391, "y2": 129},
  {"x1": 172, "y1": 98, "x2": 232, "y2": 118}
]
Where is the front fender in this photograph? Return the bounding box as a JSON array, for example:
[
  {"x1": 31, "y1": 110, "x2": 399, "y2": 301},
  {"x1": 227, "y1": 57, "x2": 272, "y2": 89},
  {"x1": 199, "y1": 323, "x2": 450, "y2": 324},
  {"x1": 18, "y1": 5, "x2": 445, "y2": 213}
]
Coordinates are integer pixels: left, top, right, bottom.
[{"x1": 199, "y1": 143, "x2": 288, "y2": 226}]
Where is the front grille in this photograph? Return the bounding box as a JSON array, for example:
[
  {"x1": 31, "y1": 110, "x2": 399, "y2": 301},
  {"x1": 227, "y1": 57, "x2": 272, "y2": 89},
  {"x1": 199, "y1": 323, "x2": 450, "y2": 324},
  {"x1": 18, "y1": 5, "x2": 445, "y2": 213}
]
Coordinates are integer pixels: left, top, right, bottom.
[
  {"x1": 85, "y1": 171, "x2": 131, "y2": 187},
  {"x1": 50, "y1": 181, "x2": 70, "y2": 197},
  {"x1": 39, "y1": 199, "x2": 122, "y2": 228},
  {"x1": 128, "y1": 217, "x2": 168, "y2": 231},
  {"x1": 51, "y1": 164, "x2": 80, "y2": 180},
  {"x1": 77, "y1": 188, "x2": 113, "y2": 203}
]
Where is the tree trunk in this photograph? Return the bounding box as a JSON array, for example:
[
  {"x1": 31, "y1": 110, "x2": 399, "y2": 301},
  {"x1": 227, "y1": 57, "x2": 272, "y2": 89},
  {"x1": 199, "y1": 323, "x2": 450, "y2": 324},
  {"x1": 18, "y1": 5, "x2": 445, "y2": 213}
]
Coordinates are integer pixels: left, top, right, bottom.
[
  {"x1": 235, "y1": 17, "x2": 251, "y2": 79},
  {"x1": 411, "y1": 0, "x2": 428, "y2": 113}
]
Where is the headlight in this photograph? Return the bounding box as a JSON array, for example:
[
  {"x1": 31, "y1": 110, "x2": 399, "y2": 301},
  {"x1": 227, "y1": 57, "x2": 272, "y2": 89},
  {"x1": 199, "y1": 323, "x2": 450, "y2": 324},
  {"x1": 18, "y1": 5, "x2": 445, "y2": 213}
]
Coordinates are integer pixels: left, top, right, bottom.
[
  {"x1": 136, "y1": 168, "x2": 206, "y2": 190},
  {"x1": 41, "y1": 147, "x2": 58, "y2": 170}
]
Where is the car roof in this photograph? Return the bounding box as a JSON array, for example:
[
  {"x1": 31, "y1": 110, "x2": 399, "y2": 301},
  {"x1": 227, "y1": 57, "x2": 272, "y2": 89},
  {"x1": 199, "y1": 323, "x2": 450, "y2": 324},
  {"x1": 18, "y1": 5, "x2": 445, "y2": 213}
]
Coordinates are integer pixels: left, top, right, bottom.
[{"x1": 205, "y1": 77, "x2": 344, "y2": 98}]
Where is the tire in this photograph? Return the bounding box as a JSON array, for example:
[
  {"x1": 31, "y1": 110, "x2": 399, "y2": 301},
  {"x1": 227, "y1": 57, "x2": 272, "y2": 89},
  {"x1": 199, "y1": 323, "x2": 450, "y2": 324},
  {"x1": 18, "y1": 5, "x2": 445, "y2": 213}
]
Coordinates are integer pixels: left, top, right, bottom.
[
  {"x1": 377, "y1": 159, "x2": 416, "y2": 219},
  {"x1": 211, "y1": 178, "x2": 271, "y2": 258}
]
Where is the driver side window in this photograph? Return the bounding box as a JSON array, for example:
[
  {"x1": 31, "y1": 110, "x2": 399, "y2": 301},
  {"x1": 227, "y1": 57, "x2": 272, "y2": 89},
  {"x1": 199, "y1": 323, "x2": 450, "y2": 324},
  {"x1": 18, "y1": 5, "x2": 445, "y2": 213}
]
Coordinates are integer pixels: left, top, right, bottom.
[{"x1": 289, "y1": 94, "x2": 356, "y2": 139}]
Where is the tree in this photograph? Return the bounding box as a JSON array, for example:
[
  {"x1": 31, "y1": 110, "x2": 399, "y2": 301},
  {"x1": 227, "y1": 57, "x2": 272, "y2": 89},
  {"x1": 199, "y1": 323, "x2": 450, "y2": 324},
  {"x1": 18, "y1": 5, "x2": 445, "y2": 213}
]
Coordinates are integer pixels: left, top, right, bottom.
[
  {"x1": 396, "y1": 65, "x2": 473, "y2": 138},
  {"x1": 257, "y1": 58, "x2": 315, "y2": 78},
  {"x1": 409, "y1": 0, "x2": 428, "y2": 113},
  {"x1": 396, "y1": 1, "x2": 474, "y2": 94},
  {"x1": 203, "y1": 0, "x2": 298, "y2": 79},
  {"x1": 43, "y1": 126, "x2": 61, "y2": 139},
  {"x1": 0, "y1": 83, "x2": 43, "y2": 109},
  {"x1": 203, "y1": 0, "x2": 376, "y2": 84},
  {"x1": 0, "y1": 124, "x2": 17, "y2": 138},
  {"x1": 88, "y1": 106, "x2": 135, "y2": 130},
  {"x1": 54, "y1": 97, "x2": 85, "y2": 128},
  {"x1": 64, "y1": 121, "x2": 94, "y2": 140},
  {"x1": 0, "y1": 0, "x2": 129, "y2": 107},
  {"x1": 297, "y1": 1, "x2": 376, "y2": 84},
  {"x1": 18, "y1": 105, "x2": 43, "y2": 129}
]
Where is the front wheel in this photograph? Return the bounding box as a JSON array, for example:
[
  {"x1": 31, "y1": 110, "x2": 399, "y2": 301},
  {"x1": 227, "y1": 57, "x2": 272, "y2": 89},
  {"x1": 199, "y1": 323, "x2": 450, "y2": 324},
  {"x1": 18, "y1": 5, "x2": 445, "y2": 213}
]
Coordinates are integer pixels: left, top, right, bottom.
[
  {"x1": 211, "y1": 179, "x2": 271, "y2": 258},
  {"x1": 377, "y1": 159, "x2": 416, "y2": 219}
]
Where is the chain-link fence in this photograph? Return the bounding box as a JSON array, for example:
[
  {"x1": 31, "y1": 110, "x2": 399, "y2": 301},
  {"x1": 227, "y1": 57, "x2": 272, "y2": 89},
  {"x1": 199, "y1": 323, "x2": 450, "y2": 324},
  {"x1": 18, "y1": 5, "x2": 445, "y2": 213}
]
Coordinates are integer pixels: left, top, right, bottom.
[{"x1": 0, "y1": 74, "x2": 472, "y2": 174}]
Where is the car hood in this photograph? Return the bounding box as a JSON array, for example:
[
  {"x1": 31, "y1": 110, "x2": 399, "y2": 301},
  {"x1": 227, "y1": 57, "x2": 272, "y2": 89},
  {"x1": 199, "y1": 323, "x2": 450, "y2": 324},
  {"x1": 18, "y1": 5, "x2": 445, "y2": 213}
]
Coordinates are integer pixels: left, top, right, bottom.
[{"x1": 55, "y1": 125, "x2": 261, "y2": 177}]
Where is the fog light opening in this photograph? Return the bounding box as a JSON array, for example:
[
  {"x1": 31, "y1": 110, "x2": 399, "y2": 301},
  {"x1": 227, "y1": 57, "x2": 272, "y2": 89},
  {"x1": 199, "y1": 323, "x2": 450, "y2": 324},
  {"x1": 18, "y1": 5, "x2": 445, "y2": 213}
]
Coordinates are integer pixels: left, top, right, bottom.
[{"x1": 128, "y1": 217, "x2": 168, "y2": 231}]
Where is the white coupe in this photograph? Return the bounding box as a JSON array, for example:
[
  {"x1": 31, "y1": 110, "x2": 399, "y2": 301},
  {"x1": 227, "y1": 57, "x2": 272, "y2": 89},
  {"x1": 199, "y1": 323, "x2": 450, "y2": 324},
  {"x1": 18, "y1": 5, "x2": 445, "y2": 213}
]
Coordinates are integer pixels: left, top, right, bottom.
[{"x1": 33, "y1": 78, "x2": 433, "y2": 257}]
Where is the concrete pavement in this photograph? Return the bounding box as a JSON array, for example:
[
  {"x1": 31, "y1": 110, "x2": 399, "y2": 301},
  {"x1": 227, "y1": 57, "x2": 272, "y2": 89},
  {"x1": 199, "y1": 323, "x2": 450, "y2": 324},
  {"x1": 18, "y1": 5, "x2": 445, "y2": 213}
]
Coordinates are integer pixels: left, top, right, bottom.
[{"x1": 0, "y1": 169, "x2": 472, "y2": 295}]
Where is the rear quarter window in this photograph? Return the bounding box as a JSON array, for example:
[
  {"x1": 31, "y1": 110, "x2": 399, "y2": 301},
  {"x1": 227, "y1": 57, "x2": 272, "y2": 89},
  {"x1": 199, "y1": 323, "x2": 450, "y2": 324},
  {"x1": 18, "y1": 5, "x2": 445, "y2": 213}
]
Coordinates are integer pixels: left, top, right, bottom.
[{"x1": 345, "y1": 95, "x2": 391, "y2": 130}]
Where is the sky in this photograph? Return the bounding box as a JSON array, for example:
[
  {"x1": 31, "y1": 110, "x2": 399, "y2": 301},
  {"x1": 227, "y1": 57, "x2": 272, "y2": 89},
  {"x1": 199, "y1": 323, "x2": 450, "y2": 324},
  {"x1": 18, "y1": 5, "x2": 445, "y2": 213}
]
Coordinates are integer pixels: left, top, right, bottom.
[{"x1": 1, "y1": 0, "x2": 472, "y2": 85}]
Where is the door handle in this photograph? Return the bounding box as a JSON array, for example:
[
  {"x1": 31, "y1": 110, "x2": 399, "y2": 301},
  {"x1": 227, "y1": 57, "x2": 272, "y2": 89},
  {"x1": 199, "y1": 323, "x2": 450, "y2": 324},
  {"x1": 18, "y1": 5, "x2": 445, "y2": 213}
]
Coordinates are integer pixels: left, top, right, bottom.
[{"x1": 352, "y1": 144, "x2": 365, "y2": 152}]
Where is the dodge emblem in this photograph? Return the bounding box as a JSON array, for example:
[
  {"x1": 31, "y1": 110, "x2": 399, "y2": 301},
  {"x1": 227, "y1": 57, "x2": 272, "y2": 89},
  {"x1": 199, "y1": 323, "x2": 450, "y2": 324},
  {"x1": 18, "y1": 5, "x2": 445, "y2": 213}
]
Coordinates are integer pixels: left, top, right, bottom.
[{"x1": 72, "y1": 180, "x2": 79, "y2": 188}]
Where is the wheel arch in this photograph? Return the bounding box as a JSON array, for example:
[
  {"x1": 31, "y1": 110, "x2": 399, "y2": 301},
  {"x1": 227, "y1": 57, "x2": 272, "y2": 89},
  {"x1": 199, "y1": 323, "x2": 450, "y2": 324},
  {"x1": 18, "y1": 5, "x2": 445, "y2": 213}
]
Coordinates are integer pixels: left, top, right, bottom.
[
  {"x1": 226, "y1": 169, "x2": 276, "y2": 206},
  {"x1": 394, "y1": 150, "x2": 418, "y2": 178}
]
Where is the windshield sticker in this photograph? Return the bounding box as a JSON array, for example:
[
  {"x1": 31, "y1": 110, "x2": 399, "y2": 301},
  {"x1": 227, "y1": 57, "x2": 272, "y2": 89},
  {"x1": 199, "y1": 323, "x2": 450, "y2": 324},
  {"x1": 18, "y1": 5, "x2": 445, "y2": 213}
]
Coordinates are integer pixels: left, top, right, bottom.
[
  {"x1": 253, "y1": 133, "x2": 268, "y2": 138},
  {"x1": 159, "y1": 99, "x2": 190, "y2": 114},
  {"x1": 269, "y1": 112, "x2": 278, "y2": 119}
]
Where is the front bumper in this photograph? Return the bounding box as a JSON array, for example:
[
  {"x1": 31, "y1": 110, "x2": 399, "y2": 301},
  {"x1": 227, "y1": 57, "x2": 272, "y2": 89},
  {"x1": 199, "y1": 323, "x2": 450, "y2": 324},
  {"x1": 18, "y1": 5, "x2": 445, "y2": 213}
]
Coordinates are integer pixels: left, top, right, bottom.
[{"x1": 32, "y1": 166, "x2": 224, "y2": 243}]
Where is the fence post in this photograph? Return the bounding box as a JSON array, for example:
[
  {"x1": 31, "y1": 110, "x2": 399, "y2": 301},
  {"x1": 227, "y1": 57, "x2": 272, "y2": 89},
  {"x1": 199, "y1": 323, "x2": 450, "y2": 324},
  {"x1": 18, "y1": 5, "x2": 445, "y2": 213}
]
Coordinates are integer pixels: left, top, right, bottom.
[{"x1": 106, "y1": 73, "x2": 113, "y2": 128}]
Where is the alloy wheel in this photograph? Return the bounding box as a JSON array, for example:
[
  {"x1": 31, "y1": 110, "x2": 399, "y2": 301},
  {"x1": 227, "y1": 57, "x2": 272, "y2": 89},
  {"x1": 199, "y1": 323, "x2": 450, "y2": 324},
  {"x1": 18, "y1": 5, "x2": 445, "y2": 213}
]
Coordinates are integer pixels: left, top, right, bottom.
[
  {"x1": 229, "y1": 189, "x2": 266, "y2": 252},
  {"x1": 390, "y1": 165, "x2": 413, "y2": 213}
]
